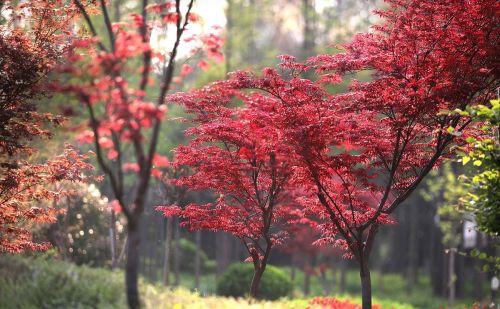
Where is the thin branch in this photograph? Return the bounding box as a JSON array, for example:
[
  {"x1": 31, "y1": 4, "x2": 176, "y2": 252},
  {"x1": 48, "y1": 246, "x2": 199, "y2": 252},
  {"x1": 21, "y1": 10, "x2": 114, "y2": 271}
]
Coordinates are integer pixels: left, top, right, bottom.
[
  {"x1": 139, "y1": 0, "x2": 151, "y2": 93},
  {"x1": 72, "y1": 0, "x2": 107, "y2": 51},
  {"x1": 81, "y1": 94, "x2": 132, "y2": 221},
  {"x1": 99, "y1": 0, "x2": 115, "y2": 51}
]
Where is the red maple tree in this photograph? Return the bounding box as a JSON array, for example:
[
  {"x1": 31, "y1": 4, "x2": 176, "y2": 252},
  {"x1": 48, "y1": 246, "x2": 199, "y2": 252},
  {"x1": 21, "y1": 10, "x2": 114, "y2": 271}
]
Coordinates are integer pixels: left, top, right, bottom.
[
  {"x1": 184, "y1": 0, "x2": 498, "y2": 307},
  {"x1": 54, "y1": 1, "x2": 223, "y2": 307},
  {"x1": 157, "y1": 82, "x2": 306, "y2": 297},
  {"x1": 0, "y1": 146, "x2": 93, "y2": 253},
  {"x1": 0, "y1": 1, "x2": 92, "y2": 253}
]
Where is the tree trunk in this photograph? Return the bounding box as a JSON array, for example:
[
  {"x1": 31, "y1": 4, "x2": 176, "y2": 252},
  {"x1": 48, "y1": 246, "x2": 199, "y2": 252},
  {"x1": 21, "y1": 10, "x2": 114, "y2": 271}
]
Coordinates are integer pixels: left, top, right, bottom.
[
  {"x1": 304, "y1": 265, "x2": 311, "y2": 296},
  {"x1": 173, "y1": 218, "x2": 181, "y2": 286},
  {"x1": 162, "y1": 216, "x2": 173, "y2": 286},
  {"x1": 302, "y1": 0, "x2": 316, "y2": 60},
  {"x1": 194, "y1": 229, "x2": 202, "y2": 290},
  {"x1": 473, "y1": 233, "x2": 485, "y2": 300},
  {"x1": 331, "y1": 260, "x2": 337, "y2": 291},
  {"x1": 448, "y1": 247, "x2": 456, "y2": 307},
  {"x1": 224, "y1": 0, "x2": 233, "y2": 75},
  {"x1": 250, "y1": 265, "x2": 265, "y2": 298},
  {"x1": 339, "y1": 259, "x2": 347, "y2": 293},
  {"x1": 216, "y1": 232, "x2": 231, "y2": 275},
  {"x1": 406, "y1": 203, "x2": 418, "y2": 294},
  {"x1": 359, "y1": 257, "x2": 372, "y2": 309},
  {"x1": 320, "y1": 267, "x2": 330, "y2": 295},
  {"x1": 126, "y1": 218, "x2": 141, "y2": 309},
  {"x1": 358, "y1": 225, "x2": 377, "y2": 309},
  {"x1": 110, "y1": 209, "x2": 118, "y2": 270}
]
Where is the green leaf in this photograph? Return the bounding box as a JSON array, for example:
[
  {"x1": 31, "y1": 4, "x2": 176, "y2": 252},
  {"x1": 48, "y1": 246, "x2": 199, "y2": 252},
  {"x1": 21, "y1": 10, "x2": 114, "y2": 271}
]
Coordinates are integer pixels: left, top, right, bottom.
[
  {"x1": 473, "y1": 160, "x2": 482, "y2": 166},
  {"x1": 462, "y1": 156, "x2": 471, "y2": 165},
  {"x1": 471, "y1": 249, "x2": 480, "y2": 257}
]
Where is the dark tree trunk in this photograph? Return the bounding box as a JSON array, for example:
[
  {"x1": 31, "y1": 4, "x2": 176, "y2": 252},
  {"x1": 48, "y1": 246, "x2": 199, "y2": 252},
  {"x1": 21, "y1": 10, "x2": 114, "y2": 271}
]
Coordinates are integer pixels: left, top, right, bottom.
[
  {"x1": 173, "y1": 218, "x2": 181, "y2": 286},
  {"x1": 359, "y1": 256, "x2": 372, "y2": 309},
  {"x1": 358, "y1": 225, "x2": 377, "y2": 309},
  {"x1": 126, "y1": 218, "x2": 141, "y2": 309},
  {"x1": 304, "y1": 266, "x2": 311, "y2": 296},
  {"x1": 331, "y1": 260, "x2": 337, "y2": 291},
  {"x1": 110, "y1": 209, "x2": 118, "y2": 270},
  {"x1": 250, "y1": 265, "x2": 265, "y2": 298},
  {"x1": 448, "y1": 247, "x2": 457, "y2": 307},
  {"x1": 406, "y1": 202, "x2": 418, "y2": 294},
  {"x1": 302, "y1": 0, "x2": 316, "y2": 59},
  {"x1": 162, "y1": 216, "x2": 173, "y2": 286},
  {"x1": 456, "y1": 249, "x2": 465, "y2": 298},
  {"x1": 339, "y1": 259, "x2": 347, "y2": 293},
  {"x1": 320, "y1": 267, "x2": 331, "y2": 295},
  {"x1": 291, "y1": 263, "x2": 296, "y2": 283},
  {"x1": 225, "y1": 0, "x2": 233, "y2": 74},
  {"x1": 216, "y1": 232, "x2": 231, "y2": 275},
  {"x1": 194, "y1": 229, "x2": 202, "y2": 290},
  {"x1": 473, "y1": 233, "x2": 485, "y2": 300}
]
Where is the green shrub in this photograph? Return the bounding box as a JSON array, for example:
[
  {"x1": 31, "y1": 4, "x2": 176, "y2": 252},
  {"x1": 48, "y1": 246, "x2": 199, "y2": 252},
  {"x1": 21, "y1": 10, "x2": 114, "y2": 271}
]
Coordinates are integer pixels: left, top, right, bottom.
[
  {"x1": 0, "y1": 254, "x2": 126, "y2": 309},
  {"x1": 178, "y1": 238, "x2": 215, "y2": 273},
  {"x1": 216, "y1": 263, "x2": 292, "y2": 300}
]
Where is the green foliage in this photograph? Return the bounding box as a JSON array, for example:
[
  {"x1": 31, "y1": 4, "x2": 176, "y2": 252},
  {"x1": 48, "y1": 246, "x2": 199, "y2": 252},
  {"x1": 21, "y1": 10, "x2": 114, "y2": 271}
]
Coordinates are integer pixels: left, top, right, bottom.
[
  {"x1": 0, "y1": 254, "x2": 126, "y2": 309},
  {"x1": 216, "y1": 263, "x2": 292, "y2": 300},
  {"x1": 422, "y1": 100, "x2": 500, "y2": 275},
  {"x1": 421, "y1": 163, "x2": 466, "y2": 248},
  {"x1": 469, "y1": 248, "x2": 500, "y2": 274},
  {"x1": 458, "y1": 99, "x2": 500, "y2": 235},
  {"x1": 0, "y1": 255, "x2": 465, "y2": 308},
  {"x1": 177, "y1": 238, "x2": 215, "y2": 273},
  {"x1": 37, "y1": 183, "x2": 126, "y2": 267}
]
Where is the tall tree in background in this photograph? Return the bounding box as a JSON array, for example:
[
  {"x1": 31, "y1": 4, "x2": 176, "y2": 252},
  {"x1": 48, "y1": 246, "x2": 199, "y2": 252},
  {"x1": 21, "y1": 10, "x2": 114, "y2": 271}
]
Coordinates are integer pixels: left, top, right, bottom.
[
  {"x1": 0, "y1": 1, "x2": 92, "y2": 253},
  {"x1": 302, "y1": 0, "x2": 316, "y2": 60},
  {"x1": 56, "y1": 1, "x2": 223, "y2": 307}
]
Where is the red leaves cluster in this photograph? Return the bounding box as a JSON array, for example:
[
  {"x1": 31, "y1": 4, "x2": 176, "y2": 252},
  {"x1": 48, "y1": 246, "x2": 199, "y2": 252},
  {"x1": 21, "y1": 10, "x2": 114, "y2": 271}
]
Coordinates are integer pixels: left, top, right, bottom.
[
  {"x1": 54, "y1": 0, "x2": 224, "y2": 195},
  {"x1": 0, "y1": 1, "x2": 92, "y2": 253},
  {"x1": 308, "y1": 297, "x2": 380, "y2": 309},
  {"x1": 0, "y1": 1, "x2": 77, "y2": 156},
  {"x1": 0, "y1": 146, "x2": 93, "y2": 253},
  {"x1": 160, "y1": 0, "x2": 499, "y2": 263},
  {"x1": 158, "y1": 82, "x2": 305, "y2": 264}
]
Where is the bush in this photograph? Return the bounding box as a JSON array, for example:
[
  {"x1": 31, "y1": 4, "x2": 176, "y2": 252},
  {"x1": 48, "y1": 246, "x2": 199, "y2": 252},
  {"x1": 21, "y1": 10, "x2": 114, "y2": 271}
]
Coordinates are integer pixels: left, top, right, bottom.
[
  {"x1": 35, "y1": 183, "x2": 126, "y2": 268},
  {"x1": 178, "y1": 238, "x2": 216, "y2": 273},
  {"x1": 0, "y1": 254, "x2": 126, "y2": 309},
  {"x1": 216, "y1": 263, "x2": 292, "y2": 300}
]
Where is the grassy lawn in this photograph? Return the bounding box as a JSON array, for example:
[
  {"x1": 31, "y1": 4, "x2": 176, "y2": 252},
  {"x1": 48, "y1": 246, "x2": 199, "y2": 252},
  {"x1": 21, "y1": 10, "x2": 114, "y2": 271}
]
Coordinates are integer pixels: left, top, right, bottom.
[{"x1": 0, "y1": 255, "x2": 477, "y2": 309}]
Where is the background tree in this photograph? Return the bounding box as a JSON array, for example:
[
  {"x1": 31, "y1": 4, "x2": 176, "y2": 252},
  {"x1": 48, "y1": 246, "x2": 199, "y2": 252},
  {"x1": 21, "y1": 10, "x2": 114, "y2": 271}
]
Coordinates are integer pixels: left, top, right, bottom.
[
  {"x1": 459, "y1": 100, "x2": 500, "y2": 235},
  {"x1": 55, "y1": 1, "x2": 223, "y2": 307},
  {"x1": 0, "y1": 1, "x2": 92, "y2": 253},
  {"x1": 421, "y1": 163, "x2": 467, "y2": 306}
]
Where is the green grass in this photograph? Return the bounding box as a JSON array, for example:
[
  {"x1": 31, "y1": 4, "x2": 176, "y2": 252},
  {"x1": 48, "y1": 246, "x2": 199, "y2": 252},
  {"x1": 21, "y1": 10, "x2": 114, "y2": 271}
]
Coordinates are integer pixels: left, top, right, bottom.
[
  {"x1": 282, "y1": 266, "x2": 475, "y2": 308},
  {"x1": 0, "y1": 254, "x2": 478, "y2": 309}
]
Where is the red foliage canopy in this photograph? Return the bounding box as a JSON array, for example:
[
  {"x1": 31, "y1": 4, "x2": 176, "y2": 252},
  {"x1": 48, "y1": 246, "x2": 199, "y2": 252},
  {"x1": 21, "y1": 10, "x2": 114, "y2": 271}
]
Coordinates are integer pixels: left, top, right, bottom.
[
  {"x1": 158, "y1": 82, "x2": 307, "y2": 267},
  {"x1": 0, "y1": 146, "x2": 93, "y2": 253},
  {"x1": 216, "y1": 0, "x2": 499, "y2": 259},
  {"x1": 0, "y1": 1, "x2": 91, "y2": 253},
  {"x1": 55, "y1": 0, "x2": 224, "y2": 221}
]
